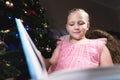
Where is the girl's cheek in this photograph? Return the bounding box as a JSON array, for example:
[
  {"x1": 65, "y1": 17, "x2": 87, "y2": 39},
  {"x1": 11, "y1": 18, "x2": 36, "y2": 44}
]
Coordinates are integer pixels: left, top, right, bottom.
[{"x1": 82, "y1": 25, "x2": 88, "y2": 30}]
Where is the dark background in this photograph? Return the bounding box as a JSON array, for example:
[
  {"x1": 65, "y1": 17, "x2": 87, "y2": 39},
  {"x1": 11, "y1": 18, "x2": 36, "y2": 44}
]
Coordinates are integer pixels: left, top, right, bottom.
[{"x1": 40, "y1": 0, "x2": 120, "y2": 32}]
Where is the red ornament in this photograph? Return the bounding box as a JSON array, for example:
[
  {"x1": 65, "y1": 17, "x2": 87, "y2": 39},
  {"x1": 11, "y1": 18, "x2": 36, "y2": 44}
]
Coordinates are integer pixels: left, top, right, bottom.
[{"x1": 27, "y1": 10, "x2": 36, "y2": 15}]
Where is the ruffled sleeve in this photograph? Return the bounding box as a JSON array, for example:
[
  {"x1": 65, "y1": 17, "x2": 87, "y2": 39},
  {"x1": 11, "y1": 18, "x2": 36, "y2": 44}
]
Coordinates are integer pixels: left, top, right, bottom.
[
  {"x1": 97, "y1": 38, "x2": 107, "y2": 45},
  {"x1": 59, "y1": 35, "x2": 70, "y2": 41},
  {"x1": 57, "y1": 35, "x2": 70, "y2": 45}
]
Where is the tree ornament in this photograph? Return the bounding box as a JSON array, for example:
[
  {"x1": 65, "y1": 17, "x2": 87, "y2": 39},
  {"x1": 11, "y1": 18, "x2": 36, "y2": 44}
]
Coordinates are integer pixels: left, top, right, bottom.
[{"x1": 27, "y1": 10, "x2": 36, "y2": 15}]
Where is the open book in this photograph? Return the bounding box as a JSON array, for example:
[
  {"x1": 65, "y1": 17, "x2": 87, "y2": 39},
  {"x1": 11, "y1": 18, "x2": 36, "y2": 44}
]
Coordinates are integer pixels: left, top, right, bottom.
[{"x1": 15, "y1": 18, "x2": 120, "y2": 80}]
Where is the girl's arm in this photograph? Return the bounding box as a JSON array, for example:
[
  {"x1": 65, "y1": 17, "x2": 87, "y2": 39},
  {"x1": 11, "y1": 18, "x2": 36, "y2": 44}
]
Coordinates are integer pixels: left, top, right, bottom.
[
  {"x1": 49, "y1": 45, "x2": 60, "y2": 64},
  {"x1": 43, "y1": 45, "x2": 60, "y2": 70},
  {"x1": 100, "y1": 45, "x2": 114, "y2": 66}
]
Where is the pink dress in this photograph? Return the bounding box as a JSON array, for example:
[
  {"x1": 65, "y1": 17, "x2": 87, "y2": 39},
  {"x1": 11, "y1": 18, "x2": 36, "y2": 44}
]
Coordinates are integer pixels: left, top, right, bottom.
[{"x1": 48, "y1": 38, "x2": 107, "y2": 73}]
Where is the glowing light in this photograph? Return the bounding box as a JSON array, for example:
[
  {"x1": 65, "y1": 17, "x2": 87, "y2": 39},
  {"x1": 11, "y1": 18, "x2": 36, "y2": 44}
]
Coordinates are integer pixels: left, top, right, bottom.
[
  {"x1": 5, "y1": 1, "x2": 10, "y2": 5},
  {"x1": 39, "y1": 34, "x2": 42, "y2": 38},
  {"x1": 44, "y1": 24, "x2": 48, "y2": 28},
  {"x1": 16, "y1": 33, "x2": 19, "y2": 38},
  {"x1": 24, "y1": 10, "x2": 27, "y2": 14},
  {"x1": 0, "y1": 29, "x2": 10, "y2": 33},
  {"x1": 10, "y1": 2, "x2": 13, "y2": 7},
  {"x1": 8, "y1": 16, "x2": 12, "y2": 20},
  {"x1": 6, "y1": 63, "x2": 10, "y2": 66},
  {"x1": 46, "y1": 46, "x2": 51, "y2": 52},
  {"x1": 25, "y1": 25, "x2": 29, "y2": 30},
  {"x1": 5, "y1": 1, "x2": 14, "y2": 7},
  {"x1": 24, "y1": 3, "x2": 28, "y2": 7}
]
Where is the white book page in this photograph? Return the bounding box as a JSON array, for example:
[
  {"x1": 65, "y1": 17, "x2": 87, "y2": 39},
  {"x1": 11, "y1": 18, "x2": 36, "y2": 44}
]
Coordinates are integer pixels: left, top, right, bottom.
[
  {"x1": 15, "y1": 18, "x2": 48, "y2": 80},
  {"x1": 47, "y1": 65, "x2": 120, "y2": 80}
]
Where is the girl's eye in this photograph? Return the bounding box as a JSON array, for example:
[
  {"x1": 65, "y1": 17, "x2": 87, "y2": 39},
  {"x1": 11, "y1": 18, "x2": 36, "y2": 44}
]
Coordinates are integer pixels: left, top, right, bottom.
[
  {"x1": 69, "y1": 23, "x2": 74, "y2": 26},
  {"x1": 78, "y1": 21, "x2": 85, "y2": 25},
  {"x1": 68, "y1": 22, "x2": 74, "y2": 26}
]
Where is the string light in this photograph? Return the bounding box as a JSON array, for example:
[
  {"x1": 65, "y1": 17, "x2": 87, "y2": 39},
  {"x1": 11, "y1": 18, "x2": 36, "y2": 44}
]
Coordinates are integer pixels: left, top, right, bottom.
[
  {"x1": 5, "y1": 1, "x2": 13, "y2": 7},
  {"x1": 8, "y1": 16, "x2": 12, "y2": 20},
  {"x1": 24, "y1": 10, "x2": 27, "y2": 14},
  {"x1": 16, "y1": 33, "x2": 19, "y2": 38},
  {"x1": 0, "y1": 29, "x2": 10, "y2": 33},
  {"x1": 39, "y1": 34, "x2": 43, "y2": 38},
  {"x1": 46, "y1": 45, "x2": 52, "y2": 52},
  {"x1": 44, "y1": 23, "x2": 48, "y2": 28},
  {"x1": 25, "y1": 25, "x2": 30, "y2": 30},
  {"x1": 5, "y1": 1, "x2": 10, "y2": 5},
  {"x1": 23, "y1": 3, "x2": 28, "y2": 7}
]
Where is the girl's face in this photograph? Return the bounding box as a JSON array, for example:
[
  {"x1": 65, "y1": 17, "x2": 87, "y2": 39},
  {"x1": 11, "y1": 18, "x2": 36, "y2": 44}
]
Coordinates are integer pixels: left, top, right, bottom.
[{"x1": 66, "y1": 10, "x2": 89, "y2": 40}]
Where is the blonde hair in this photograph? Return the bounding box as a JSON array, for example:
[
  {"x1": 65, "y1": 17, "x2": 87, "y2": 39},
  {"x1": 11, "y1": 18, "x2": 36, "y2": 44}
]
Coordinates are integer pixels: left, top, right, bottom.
[{"x1": 68, "y1": 8, "x2": 89, "y2": 21}]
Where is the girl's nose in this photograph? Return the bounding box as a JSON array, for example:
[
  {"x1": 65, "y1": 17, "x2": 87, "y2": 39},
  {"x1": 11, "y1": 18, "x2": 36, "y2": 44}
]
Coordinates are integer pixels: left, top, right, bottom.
[{"x1": 74, "y1": 25, "x2": 80, "y2": 29}]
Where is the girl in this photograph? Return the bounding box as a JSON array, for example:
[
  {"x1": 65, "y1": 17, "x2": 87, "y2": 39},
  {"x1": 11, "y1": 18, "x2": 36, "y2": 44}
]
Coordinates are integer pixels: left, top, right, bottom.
[{"x1": 45, "y1": 8, "x2": 113, "y2": 74}]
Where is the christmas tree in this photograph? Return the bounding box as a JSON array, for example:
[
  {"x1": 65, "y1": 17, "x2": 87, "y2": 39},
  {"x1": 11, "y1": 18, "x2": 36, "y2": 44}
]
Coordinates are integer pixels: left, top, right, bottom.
[{"x1": 0, "y1": 0, "x2": 56, "y2": 79}]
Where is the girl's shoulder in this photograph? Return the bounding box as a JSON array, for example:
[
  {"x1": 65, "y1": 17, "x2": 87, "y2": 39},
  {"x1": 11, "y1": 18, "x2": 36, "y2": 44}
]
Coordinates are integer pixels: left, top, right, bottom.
[{"x1": 88, "y1": 38, "x2": 107, "y2": 46}]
